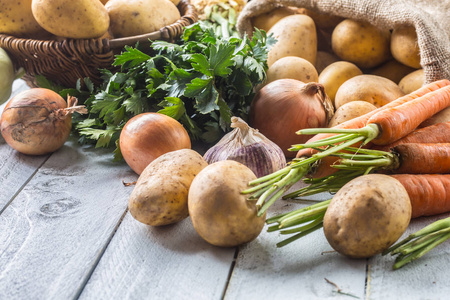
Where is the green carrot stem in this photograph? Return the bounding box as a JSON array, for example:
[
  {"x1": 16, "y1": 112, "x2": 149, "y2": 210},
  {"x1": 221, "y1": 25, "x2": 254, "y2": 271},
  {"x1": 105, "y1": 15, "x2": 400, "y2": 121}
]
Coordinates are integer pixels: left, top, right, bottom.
[
  {"x1": 393, "y1": 232, "x2": 450, "y2": 270},
  {"x1": 276, "y1": 222, "x2": 324, "y2": 247},
  {"x1": 280, "y1": 213, "x2": 325, "y2": 234},
  {"x1": 395, "y1": 227, "x2": 450, "y2": 255},
  {"x1": 247, "y1": 164, "x2": 293, "y2": 186},
  {"x1": 339, "y1": 157, "x2": 393, "y2": 168},
  {"x1": 257, "y1": 168, "x2": 307, "y2": 216},
  {"x1": 279, "y1": 202, "x2": 329, "y2": 228},
  {"x1": 289, "y1": 133, "x2": 360, "y2": 151},
  {"x1": 296, "y1": 123, "x2": 379, "y2": 141},
  {"x1": 242, "y1": 174, "x2": 284, "y2": 194}
]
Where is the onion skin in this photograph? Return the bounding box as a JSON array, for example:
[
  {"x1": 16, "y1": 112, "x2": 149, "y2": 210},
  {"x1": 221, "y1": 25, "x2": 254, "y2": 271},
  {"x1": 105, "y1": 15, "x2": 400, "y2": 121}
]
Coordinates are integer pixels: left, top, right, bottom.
[
  {"x1": 249, "y1": 79, "x2": 334, "y2": 158},
  {"x1": 119, "y1": 112, "x2": 191, "y2": 175},
  {"x1": 0, "y1": 88, "x2": 73, "y2": 155}
]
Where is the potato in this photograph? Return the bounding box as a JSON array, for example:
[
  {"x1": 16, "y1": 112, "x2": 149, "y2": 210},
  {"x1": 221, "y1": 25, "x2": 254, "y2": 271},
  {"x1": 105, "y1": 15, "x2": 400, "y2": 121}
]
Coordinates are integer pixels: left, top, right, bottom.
[
  {"x1": 331, "y1": 19, "x2": 391, "y2": 69},
  {"x1": 251, "y1": 6, "x2": 298, "y2": 32},
  {"x1": 318, "y1": 61, "x2": 363, "y2": 104},
  {"x1": 315, "y1": 51, "x2": 340, "y2": 74},
  {"x1": 188, "y1": 160, "x2": 266, "y2": 247},
  {"x1": 0, "y1": 0, "x2": 49, "y2": 38},
  {"x1": 105, "y1": 0, "x2": 181, "y2": 38},
  {"x1": 334, "y1": 74, "x2": 405, "y2": 109},
  {"x1": 328, "y1": 101, "x2": 377, "y2": 127},
  {"x1": 128, "y1": 149, "x2": 208, "y2": 226},
  {"x1": 267, "y1": 14, "x2": 317, "y2": 67},
  {"x1": 323, "y1": 174, "x2": 411, "y2": 258},
  {"x1": 370, "y1": 59, "x2": 416, "y2": 84},
  {"x1": 266, "y1": 56, "x2": 318, "y2": 84},
  {"x1": 32, "y1": 0, "x2": 110, "y2": 39},
  {"x1": 391, "y1": 25, "x2": 421, "y2": 69},
  {"x1": 399, "y1": 69, "x2": 425, "y2": 94}
]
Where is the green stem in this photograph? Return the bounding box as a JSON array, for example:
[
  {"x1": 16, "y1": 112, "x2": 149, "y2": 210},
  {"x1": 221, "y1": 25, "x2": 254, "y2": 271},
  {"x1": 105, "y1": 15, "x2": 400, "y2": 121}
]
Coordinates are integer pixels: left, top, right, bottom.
[
  {"x1": 276, "y1": 222, "x2": 324, "y2": 247},
  {"x1": 280, "y1": 214, "x2": 325, "y2": 234}
]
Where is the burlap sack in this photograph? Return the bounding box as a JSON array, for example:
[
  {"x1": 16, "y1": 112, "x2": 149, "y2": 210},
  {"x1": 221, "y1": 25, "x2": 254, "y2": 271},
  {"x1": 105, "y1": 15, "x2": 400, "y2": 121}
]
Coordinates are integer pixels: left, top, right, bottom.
[{"x1": 236, "y1": 0, "x2": 450, "y2": 84}]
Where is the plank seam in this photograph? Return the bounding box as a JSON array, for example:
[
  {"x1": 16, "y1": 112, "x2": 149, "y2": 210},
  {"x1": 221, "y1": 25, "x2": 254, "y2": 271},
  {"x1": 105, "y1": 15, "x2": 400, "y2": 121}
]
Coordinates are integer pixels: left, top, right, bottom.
[
  {"x1": 221, "y1": 247, "x2": 239, "y2": 300},
  {"x1": 72, "y1": 207, "x2": 129, "y2": 300},
  {"x1": 0, "y1": 155, "x2": 50, "y2": 215}
]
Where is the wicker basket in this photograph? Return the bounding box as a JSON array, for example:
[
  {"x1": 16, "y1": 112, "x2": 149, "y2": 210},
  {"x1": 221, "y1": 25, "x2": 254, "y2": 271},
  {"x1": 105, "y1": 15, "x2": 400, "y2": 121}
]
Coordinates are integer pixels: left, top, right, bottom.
[{"x1": 0, "y1": 0, "x2": 198, "y2": 88}]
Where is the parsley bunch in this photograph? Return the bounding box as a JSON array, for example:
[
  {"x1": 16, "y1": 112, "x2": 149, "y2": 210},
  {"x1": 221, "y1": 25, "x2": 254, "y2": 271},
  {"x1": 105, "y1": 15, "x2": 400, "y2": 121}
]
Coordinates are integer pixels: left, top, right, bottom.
[{"x1": 74, "y1": 21, "x2": 275, "y2": 159}]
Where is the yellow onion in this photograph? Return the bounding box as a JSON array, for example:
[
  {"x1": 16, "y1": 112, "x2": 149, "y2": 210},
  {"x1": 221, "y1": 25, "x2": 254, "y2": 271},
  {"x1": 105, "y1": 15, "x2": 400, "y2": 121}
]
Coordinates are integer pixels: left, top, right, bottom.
[
  {"x1": 0, "y1": 88, "x2": 86, "y2": 155},
  {"x1": 203, "y1": 116, "x2": 286, "y2": 177},
  {"x1": 249, "y1": 79, "x2": 334, "y2": 158}
]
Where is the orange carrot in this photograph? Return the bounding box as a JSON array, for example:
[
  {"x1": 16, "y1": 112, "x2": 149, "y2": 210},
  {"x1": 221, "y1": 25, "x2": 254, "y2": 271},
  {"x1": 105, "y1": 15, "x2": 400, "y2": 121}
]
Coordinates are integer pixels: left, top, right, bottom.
[
  {"x1": 389, "y1": 143, "x2": 450, "y2": 174},
  {"x1": 296, "y1": 79, "x2": 450, "y2": 158},
  {"x1": 391, "y1": 174, "x2": 450, "y2": 218},
  {"x1": 374, "y1": 122, "x2": 450, "y2": 152},
  {"x1": 368, "y1": 85, "x2": 450, "y2": 145}
]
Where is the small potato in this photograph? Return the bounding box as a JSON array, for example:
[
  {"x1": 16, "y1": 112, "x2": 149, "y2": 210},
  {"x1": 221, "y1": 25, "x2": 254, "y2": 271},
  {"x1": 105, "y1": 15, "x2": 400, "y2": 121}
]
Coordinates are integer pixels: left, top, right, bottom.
[
  {"x1": 128, "y1": 149, "x2": 208, "y2": 226},
  {"x1": 328, "y1": 101, "x2": 377, "y2": 127},
  {"x1": 331, "y1": 19, "x2": 391, "y2": 69},
  {"x1": 391, "y1": 25, "x2": 421, "y2": 69},
  {"x1": 188, "y1": 160, "x2": 266, "y2": 247},
  {"x1": 266, "y1": 56, "x2": 318, "y2": 84},
  {"x1": 399, "y1": 69, "x2": 425, "y2": 94},
  {"x1": 370, "y1": 60, "x2": 416, "y2": 84},
  {"x1": 318, "y1": 61, "x2": 363, "y2": 104},
  {"x1": 315, "y1": 51, "x2": 340, "y2": 74},
  {"x1": 32, "y1": 0, "x2": 110, "y2": 39},
  {"x1": 251, "y1": 6, "x2": 298, "y2": 32},
  {"x1": 334, "y1": 74, "x2": 405, "y2": 109},
  {"x1": 105, "y1": 0, "x2": 181, "y2": 38},
  {"x1": 324, "y1": 174, "x2": 411, "y2": 258},
  {"x1": 267, "y1": 14, "x2": 317, "y2": 67}
]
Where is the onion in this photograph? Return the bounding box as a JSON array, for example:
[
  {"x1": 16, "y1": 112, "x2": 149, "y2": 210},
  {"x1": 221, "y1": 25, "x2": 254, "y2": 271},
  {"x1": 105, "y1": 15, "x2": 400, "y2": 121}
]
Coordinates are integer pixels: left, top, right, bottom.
[
  {"x1": 0, "y1": 88, "x2": 86, "y2": 155},
  {"x1": 119, "y1": 112, "x2": 191, "y2": 175},
  {"x1": 203, "y1": 116, "x2": 286, "y2": 177},
  {"x1": 249, "y1": 79, "x2": 334, "y2": 158}
]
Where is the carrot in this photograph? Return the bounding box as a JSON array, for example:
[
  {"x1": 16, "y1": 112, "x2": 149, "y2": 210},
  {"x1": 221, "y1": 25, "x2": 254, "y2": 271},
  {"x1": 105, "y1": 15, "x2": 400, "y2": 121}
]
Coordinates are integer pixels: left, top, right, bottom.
[
  {"x1": 373, "y1": 122, "x2": 450, "y2": 152},
  {"x1": 295, "y1": 79, "x2": 450, "y2": 158},
  {"x1": 391, "y1": 174, "x2": 450, "y2": 218},
  {"x1": 367, "y1": 85, "x2": 450, "y2": 145},
  {"x1": 385, "y1": 143, "x2": 450, "y2": 174}
]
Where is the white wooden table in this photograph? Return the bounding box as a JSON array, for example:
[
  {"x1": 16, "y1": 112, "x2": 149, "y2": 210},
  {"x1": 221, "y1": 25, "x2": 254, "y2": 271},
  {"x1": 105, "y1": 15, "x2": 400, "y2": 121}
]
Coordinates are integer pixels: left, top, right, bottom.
[{"x1": 1, "y1": 79, "x2": 450, "y2": 300}]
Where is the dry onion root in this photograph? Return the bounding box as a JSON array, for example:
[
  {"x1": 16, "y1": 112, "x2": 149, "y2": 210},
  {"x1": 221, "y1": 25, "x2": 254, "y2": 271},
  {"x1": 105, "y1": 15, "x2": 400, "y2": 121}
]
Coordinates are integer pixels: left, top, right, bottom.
[{"x1": 0, "y1": 88, "x2": 87, "y2": 155}]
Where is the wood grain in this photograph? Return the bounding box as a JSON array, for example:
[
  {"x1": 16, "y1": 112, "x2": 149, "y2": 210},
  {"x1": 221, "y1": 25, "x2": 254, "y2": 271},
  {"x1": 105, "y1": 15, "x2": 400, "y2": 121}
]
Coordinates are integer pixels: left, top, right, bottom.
[{"x1": 0, "y1": 138, "x2": 136, "y2": 299}]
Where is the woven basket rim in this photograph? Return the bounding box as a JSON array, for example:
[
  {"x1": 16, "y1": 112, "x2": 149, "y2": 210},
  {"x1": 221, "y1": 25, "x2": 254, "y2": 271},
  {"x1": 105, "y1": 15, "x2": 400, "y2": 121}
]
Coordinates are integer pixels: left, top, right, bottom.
[{"x1": 0, "y1": 0, "x2": 198, "y2": 50}]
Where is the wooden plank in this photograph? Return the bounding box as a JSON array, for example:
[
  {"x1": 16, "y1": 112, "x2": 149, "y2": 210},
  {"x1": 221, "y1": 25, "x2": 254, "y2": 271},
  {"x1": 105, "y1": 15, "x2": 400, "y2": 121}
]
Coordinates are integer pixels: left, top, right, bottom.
[
  {"x1": 224, "y1": 194, "x2": 368, "y2": 299},
  {"x1": 368, "y1": 214, "x2": 450, "y2": 299},
  {"x1": 0, "y1": 138, "x2": 135, "y2": 299},
  {"x1": 79, "y1": 210, "x2": 236, "y2": 299},
  {"x1": 0, "y1": 80, "x2": 47, "y2": 211}
]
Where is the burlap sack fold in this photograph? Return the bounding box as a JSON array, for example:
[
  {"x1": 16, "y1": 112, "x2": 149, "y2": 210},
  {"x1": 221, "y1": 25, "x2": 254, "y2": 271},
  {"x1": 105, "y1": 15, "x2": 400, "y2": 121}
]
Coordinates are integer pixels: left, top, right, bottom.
[{"x1": 236, "y1": 0, "x2": 450, "y2": 84}]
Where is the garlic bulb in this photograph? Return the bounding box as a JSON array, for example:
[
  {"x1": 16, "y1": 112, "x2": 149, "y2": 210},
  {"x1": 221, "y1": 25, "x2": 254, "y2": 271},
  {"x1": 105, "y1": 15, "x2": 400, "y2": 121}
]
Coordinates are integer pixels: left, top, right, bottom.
[{"x1": 203, "y1": 116, "x2": 286, "y2": 177}]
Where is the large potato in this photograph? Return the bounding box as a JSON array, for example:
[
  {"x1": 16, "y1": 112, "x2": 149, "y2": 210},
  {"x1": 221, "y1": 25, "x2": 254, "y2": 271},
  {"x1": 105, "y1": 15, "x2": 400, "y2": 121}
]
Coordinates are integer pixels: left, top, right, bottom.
[
  {"x1": 32, "y1": 0, "x2": 109, "y2": 39},
  {"x1": 399, "y1": 69, "x2": 424, "y2": 94},
  {"x1": 0, "y1": 0, "x2": 48, "y2": 38},
  {"x1": 391, "y1": 25, "x2": 421, "y2": 69},
  {"x1": 318, "y1": 61, "x2": 363, "y2": 104},
  {"x1": 328, "y1": 101, "x2": 377, "y2": 127},
  {"x1": 324, "y1": 174, "x2": 411, "y2": 258},
  {"x1": 266, "y1": 56, "x2": 318, "y2": 84},
  {"x1": 251, "y1": 6, "x2": 298, "y2": 32},
  {"x1": 128, "y1": 149, "x2": 208, "y2": 226},
  {"x1": 370, "y1": 59, "x2": 416, "y2": 84},
  {"x1": 106, "y1": 0, "x2": 181, "y2": 38},
  {"x1": 267, "y1": 14, "x2": 317, "y2": 67},
  {"x1": 188, "y1": 160, "x2": 266, "y2": 247},
  {"x1": 334, "y1": 74, "x2": 405, "y2": 109},
  {"x1": 331, "y1": 19, "x2": 391, "y2": 69}
]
